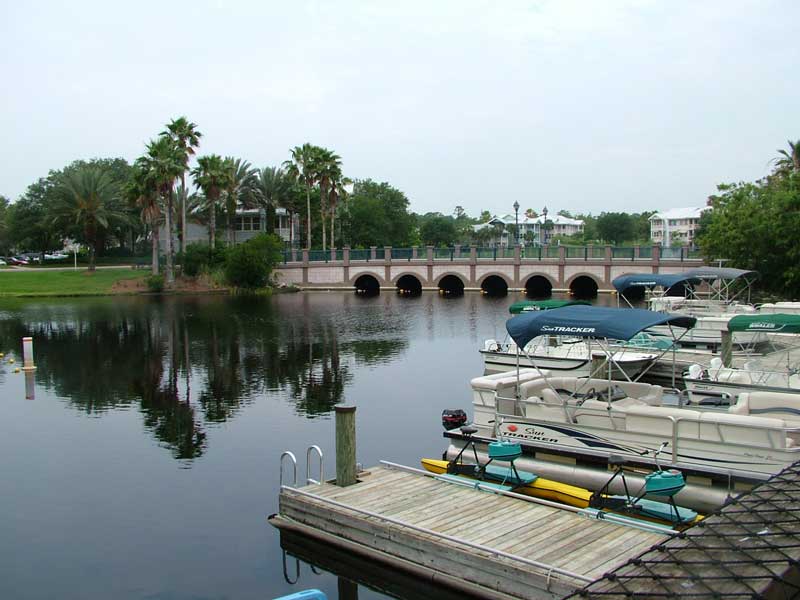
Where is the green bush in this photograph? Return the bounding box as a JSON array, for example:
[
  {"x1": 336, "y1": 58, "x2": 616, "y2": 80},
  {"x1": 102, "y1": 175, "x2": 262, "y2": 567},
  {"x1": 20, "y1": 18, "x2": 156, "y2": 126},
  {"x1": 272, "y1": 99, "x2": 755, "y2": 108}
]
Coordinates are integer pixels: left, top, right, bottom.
[
  {"x1": 179, "y1": 243, "x2": 228, "y2": 277},
  {"x1": 224, "y1": 234, "x2": 283, "y2": 289},
  {"x1": 145, "y1": 274, "x2": 165, "y2": 292}
]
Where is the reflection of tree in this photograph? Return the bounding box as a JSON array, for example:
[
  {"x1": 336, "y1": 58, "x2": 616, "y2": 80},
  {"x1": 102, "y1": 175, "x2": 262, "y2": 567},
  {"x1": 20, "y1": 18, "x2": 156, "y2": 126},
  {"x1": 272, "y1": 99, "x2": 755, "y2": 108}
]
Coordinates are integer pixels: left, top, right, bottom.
[{"x1": 0, "y1": 294, "x2": 410, "y2": 459}]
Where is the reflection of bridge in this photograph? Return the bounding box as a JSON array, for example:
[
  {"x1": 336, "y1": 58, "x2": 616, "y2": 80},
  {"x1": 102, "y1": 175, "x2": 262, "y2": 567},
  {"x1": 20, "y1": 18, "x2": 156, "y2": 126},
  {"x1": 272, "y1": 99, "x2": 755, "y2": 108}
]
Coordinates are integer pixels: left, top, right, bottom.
[{"x1": 275, "y1": 245, "x2": 707, "y2": 295}]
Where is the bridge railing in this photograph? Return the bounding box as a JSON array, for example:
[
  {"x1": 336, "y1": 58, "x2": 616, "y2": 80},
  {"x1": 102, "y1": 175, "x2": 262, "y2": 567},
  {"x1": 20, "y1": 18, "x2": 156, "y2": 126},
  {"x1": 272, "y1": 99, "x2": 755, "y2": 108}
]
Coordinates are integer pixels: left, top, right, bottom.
[{"x1": 283, "y1": 245, "x2": 705, "y2": 264}]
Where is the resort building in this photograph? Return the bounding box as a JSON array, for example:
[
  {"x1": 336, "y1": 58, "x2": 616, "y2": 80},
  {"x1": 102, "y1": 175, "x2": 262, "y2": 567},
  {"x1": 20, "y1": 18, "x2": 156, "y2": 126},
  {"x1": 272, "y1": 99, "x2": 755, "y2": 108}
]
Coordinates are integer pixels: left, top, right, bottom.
[
  {"x1": 478, "y1": 213, "x2": 584, "y2": 246},
  {"x1": 158, "y1": 207, "x2": 300, "y2": 250},
  {"x1": 649, "y1": 207, "x2": 708, "y2": 247}
]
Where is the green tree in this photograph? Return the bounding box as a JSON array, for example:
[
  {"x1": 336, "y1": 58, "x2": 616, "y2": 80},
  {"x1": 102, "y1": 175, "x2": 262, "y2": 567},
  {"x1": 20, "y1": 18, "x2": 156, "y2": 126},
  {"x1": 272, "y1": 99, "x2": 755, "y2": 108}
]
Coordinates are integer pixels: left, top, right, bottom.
[
  {"x1": 327, "y1": 174, "x2": 351, "y2": 249},
  {"x1": 343, "y1": 180, "x2": 414, "y2": 247},
  {"x1": 191, "y1": 155, "x2": 230, "y2": 250},
  {"x1": 284, "y1": 143, "x2": 323, "y2": 249},
  {"x1": 50, "y1": 166, "x2": 128, "y2": 271},
  {"x1": 595, "y1": 212, "x2": 634, "y2": 245},
  {"x1": 699, "y1": 174, "x2": 800, "y2": 296},
  {"x1": 252, "y1": 167, "x2": 292, "y2": 238},
  {"x1": 224, "y1": 233, "x2": 283, "y2": 288},
  {"x1": 223, "y1": 157, "x2": 257, "y2": 245},
  {"x1": 0, "y1": 195, "x2": 11, "y2": 255},
  {"x1": 141, "y1": 137, "x2": 184, "y2": 284},
  {"x1": 773, "y1": 140, "x2": 800, "y2": 175},
  {"x1": 418, "y1": 213, "x2": 458, "y2": 247},
  {"x1": 315, "y1": 148, "x2": 343, "y2": 251},
  {"x1": 161, "y1": 117, "x2": 202, "y2": 253},
  {"x1": 127, "y1": 161, "x2": 162, "y2": 274}
]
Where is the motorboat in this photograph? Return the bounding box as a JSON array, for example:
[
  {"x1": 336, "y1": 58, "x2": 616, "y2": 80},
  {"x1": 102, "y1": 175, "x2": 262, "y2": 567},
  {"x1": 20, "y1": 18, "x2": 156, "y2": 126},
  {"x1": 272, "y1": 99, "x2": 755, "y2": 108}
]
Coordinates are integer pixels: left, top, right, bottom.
[
  {"x1": 448, "y1": 305, "x2": 800, "y2": 512},
  {"x1": 684, "y1": 314, "x2": 800, "y2": 404},
  {"x1": 482, "y1": 300, "x2": 658, "y2": 379},
  {"x1": 614, "y1": 270, "x2": 767, "y2": 349}
]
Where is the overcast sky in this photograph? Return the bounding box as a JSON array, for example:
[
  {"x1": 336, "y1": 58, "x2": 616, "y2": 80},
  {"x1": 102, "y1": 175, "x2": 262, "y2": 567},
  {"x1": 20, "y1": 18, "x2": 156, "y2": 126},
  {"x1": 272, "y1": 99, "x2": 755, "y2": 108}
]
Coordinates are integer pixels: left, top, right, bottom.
[{"x1": 1, "y1": 0, "x2": 797, "y2": 216}]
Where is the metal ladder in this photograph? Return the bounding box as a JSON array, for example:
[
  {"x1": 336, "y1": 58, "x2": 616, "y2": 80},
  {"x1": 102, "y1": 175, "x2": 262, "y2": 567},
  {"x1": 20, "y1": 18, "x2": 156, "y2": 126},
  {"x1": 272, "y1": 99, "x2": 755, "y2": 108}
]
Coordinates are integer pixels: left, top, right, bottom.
[{"x1": 280, "y1": 445, "x2": 324, "y2": 487}]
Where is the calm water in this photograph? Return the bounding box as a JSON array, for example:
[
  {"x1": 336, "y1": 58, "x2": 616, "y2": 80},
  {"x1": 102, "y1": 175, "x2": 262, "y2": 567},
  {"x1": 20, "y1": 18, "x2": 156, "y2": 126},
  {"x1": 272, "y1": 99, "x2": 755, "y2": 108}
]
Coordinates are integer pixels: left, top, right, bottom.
[{"x1": 0, "y1": 291, "x2": 612, "y2": 600}]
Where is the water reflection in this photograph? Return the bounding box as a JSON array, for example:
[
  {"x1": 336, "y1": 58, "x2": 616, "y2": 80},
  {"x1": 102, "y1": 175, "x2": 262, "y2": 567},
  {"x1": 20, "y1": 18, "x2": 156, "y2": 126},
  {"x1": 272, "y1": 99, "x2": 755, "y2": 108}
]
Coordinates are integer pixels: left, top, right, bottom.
[{"x1": 0, "y1": 295, "x2": 409, "y2": 462}]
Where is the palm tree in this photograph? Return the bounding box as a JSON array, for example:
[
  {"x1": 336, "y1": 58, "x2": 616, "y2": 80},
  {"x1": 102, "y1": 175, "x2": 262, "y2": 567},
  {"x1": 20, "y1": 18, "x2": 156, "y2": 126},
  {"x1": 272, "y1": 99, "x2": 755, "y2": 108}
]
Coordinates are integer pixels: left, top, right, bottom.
[
  {"x1": 284, "y1": 143, "x2": 322, "y2": 249},
  {"x1": 127, "y1": 161, "x2": 162, "y2": 275},
  {"x1": 141, "y1": 136, "x2": 184, "y2": 284},
  {"x1": 315, "y1": 149, "x2": 343, "y2": 251},
  {"x1": 51, "y1": 167, "x2": 128, "y2": 272},
  {"x1": 191, "y1": 155, "x2": 229, "y2": 250},
  {"x1": 252, "y1": 166, "x2": 292, "y2": 237},
  {"x1": 773, "y1": 140, "x2": 800, "y2": 175},
  {"x1": 222, "y1": 157, "x2": 257, "y2": 245},
  {"x1": 162, "y1": 117, "x2": 202, "y2": 254},
  {"x1": 328, "y1": 175, "x2": 351, "y2": 249}
]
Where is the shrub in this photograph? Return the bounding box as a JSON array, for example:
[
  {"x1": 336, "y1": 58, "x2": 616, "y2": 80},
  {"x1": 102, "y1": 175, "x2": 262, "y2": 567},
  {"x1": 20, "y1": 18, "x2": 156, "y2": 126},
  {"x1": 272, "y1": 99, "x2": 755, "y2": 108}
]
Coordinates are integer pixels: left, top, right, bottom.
[
  {"x1": 224, "y1": 234, "x2": 283, "y2": 289},
  {"x1": 146, "y1": 274, "x2": 165, "y2": 292},
  {"x1": 179, "y1": 243, "x2": 229, "y2": 277}
]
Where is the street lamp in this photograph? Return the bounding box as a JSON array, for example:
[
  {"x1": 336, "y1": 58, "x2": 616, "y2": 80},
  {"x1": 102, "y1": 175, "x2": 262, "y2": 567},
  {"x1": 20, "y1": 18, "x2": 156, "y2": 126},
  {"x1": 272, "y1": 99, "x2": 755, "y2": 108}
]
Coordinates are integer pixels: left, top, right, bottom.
[
  {"x1": 513, "y1": 201, "x2": 520, "y2": 246},
  {"x1": 541, "y1": 206, "x2": 548, "y2": 245}
]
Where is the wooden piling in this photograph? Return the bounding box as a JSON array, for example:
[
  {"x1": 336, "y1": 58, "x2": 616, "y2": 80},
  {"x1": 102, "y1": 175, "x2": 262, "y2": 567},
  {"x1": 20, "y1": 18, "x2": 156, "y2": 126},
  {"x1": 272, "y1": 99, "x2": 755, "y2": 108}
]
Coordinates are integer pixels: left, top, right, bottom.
[
  {"x1": 335, "y1": 405, "x2": 357, "y2": 487},
  {"x1": 720, "y1": 330, "x2": 733, "y2": 367}
]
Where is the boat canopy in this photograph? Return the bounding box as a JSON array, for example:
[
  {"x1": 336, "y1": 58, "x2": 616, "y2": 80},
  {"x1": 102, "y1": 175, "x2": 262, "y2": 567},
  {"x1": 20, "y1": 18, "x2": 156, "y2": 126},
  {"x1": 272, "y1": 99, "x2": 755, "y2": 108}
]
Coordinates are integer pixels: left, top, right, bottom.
[
  {"x1": 728, "y1": 314, "x2": 800, "y2": 334},
  {"x1": 612, "y1": 273, "x2": 700, "y2": 294},
  {"x1": 506, "y1": 305, "x2": 696, "y2": 348},
  {"x1": 508, "y1": 299, "x2": 590, "y2": 314},
  {"x1": 681, "y1": 267, "x2": 759, "y2": 281}
]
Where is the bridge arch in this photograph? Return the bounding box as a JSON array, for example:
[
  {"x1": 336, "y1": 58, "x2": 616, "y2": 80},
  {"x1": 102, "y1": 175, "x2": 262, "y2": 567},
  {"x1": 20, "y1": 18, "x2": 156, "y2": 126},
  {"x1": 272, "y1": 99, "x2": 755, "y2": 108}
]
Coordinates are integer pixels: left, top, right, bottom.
[
  {"x1": 436, "y1": 272, "x2": 467, "y2": 297},
  {"x1": 478, "y1": 272, "x2": 511, "y2": 297},
  {"x1": 352, "y1": 272, "x2": 384, "y2": 296},
  {"x1": 394, "y1": 272, "x2": 423, "y2": 296},
  {"x1": 523, "y1": 274, "x2": 556, "y2": 298},
  {"x1": 566, "y1": 272, "x2": 600, "y2": 299}
]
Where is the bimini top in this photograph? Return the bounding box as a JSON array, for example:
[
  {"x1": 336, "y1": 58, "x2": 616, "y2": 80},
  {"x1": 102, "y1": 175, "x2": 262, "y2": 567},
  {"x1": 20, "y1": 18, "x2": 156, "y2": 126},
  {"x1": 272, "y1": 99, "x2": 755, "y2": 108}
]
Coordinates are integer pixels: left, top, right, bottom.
[
  {"x1": 508, "y1": 299, "x2": 590, "y2": 314},
  {"x1": 506, "y1": 304, "x2": 696, "y2": 347},
  {"x1": 728, "y1": 314, "x2": 800, "y2": 334},
  {"x1": 681, "y1": 267, "x2": 759, "y2": 281},
  {"x1": 612, "y1": 273, "x2": 700, "y2": 294}
]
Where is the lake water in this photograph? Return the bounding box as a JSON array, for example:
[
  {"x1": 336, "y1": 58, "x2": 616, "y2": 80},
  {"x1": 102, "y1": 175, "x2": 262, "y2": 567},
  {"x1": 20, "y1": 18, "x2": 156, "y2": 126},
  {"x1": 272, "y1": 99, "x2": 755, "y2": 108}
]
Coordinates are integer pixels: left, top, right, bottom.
[{"x1": 0, "y1": 291, "x2": 614, "y2": 600}]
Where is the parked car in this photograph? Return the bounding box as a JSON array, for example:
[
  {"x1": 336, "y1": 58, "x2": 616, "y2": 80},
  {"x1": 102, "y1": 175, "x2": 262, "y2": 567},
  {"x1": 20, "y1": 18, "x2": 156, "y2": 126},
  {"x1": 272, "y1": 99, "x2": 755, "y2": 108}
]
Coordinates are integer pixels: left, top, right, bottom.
[
  {"x1": 8, "y1": 256, "x2": 30, "y2": 266},
  {"x1": 0, "y1": 258, "x2": 6, "y2": 266},
  {"x1": 45, "y1": 252, "x2": 68, "y2": 260}
]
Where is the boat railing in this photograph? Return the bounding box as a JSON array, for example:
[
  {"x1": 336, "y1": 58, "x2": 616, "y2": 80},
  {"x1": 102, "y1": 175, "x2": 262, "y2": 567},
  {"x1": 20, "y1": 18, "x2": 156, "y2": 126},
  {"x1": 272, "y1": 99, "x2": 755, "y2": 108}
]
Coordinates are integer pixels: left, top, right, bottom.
[{"x1": 494, "y1": 393, "x2": 800, "y2": 459}]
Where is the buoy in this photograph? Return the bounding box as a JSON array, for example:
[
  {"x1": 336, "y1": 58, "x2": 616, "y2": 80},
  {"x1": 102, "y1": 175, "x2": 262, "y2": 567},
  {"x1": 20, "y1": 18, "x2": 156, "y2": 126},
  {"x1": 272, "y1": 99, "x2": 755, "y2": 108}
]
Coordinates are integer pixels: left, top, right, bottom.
[
  {"x1": 0, "y1": 352, "x2": 4, "y2": 358},
  {"x1": 8, "y1": 358, "x2": 14, "y2": 364},
  {"x1": 13, "y1": 367, "x2": 20, "y2": 373}
]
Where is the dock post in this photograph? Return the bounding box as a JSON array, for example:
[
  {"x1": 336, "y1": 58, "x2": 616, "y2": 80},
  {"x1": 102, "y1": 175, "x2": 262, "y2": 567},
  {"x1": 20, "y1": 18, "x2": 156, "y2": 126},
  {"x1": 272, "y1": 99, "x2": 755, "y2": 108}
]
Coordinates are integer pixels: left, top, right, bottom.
[
  {"x1": 590, "y1": 353, "x2": 606, "y2": 379},
  {"x1": 21, "y1": 337, "x2": 36, "y2": 371},
  {"x1": 335, "y1": 405, "x2": 357, "y2": 487},
  {"x1": 720, "y1": 330, "x2": 733, "y2": 367}
]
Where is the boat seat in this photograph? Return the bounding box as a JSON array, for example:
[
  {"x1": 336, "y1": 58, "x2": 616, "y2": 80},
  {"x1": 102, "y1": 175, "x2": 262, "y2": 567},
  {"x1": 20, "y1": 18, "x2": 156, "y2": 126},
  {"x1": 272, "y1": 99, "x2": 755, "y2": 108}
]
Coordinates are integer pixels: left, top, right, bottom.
[
  {"x1": 624, "y1": 406, "x2": 702, "y2": 438},
  {"x1": 522, "y1": 392, "x2": 570, "y2": 423},
  {"x1": 729, "y1": 392, "x2": 800, "y2": 422},
  {"x1": 471, "y1": 369, "x2": 549, "y2": 408},
  {"x1": 573, "y1": 399, "x2": 631, "y2": 429},
  {"x1": 698, "y1": 411, "x2": 790, "y2": 447}
]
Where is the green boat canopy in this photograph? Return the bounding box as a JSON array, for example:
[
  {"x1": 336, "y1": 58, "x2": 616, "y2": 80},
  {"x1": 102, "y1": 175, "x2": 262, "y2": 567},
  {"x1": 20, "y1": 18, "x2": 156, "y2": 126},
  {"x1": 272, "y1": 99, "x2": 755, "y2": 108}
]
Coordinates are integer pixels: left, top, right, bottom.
[
  {"x1": 728, "y1": 314, "x2": 800, "y2": 334},
  {"x1": 508, "y1": 299, "x2": 591, "y2": 314}
]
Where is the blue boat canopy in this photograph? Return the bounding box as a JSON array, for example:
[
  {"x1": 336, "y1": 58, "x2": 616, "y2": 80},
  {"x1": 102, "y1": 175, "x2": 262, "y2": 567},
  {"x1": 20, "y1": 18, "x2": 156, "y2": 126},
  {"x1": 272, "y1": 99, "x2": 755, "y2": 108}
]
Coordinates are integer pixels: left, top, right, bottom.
[
  {"x1": 612, "y1": 273, "x2": 700, "y2": 293},
  {"x1": 680, "y1": 267, "x2": 759, "y2": 281},
  {"x1": 506, "y1": 305, "x2": 696, "y2": 347}
]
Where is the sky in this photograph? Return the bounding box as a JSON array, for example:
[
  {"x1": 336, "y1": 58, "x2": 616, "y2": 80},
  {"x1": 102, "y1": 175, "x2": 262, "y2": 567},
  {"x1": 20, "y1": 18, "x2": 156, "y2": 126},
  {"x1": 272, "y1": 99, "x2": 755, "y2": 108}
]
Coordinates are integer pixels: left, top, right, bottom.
[{"x1": 1, "y1": 0, "x2": 798, "y2": 217}]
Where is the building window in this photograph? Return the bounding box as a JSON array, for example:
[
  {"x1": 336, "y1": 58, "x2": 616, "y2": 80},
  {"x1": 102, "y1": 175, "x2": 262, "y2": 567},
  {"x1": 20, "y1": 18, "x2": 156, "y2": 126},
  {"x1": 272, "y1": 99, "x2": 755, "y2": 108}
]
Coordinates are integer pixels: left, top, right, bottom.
[{"x1": 235, "y1": 216, "x2": 261, "y2": 231}]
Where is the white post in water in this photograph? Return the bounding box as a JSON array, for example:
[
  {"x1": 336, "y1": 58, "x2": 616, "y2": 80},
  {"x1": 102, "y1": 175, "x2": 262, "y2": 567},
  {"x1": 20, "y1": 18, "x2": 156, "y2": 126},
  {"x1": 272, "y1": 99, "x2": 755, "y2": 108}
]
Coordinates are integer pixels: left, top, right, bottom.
[
  {"x1": 21, "y1": 337, "x2": 36, "y2": 371},
  {"x1": 24, "y1": 371, "x2": 35, "y2": 400}
]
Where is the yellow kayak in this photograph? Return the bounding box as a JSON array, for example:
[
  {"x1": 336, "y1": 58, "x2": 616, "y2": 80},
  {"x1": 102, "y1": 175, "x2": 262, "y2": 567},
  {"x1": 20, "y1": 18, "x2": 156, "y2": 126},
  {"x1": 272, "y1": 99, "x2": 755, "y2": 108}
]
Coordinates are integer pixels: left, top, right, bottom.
[
  {"x1": 421, "y1": 458, "x2": 703, "y2": 527},
  {"x1": 421, "y1": 458, "x2": 593, "y2": 508}
]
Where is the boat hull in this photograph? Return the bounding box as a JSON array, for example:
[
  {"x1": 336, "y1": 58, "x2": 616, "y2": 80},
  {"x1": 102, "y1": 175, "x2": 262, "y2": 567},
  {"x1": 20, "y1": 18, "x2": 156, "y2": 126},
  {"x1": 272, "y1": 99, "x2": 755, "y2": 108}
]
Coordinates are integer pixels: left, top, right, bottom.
[{"x1": 481, "y1": 350, "x2": 653, "y2": 379}]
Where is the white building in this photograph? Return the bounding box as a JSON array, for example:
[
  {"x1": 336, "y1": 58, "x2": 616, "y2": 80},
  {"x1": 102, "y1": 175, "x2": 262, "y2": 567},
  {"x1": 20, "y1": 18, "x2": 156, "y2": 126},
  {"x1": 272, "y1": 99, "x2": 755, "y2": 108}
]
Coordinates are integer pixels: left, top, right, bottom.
[
  {"x1": 649, "y1": 207, "x2": 708, "y2": 247},
  {"x1": 479, "y1": 213, "x2": 584, "y2": 246}
]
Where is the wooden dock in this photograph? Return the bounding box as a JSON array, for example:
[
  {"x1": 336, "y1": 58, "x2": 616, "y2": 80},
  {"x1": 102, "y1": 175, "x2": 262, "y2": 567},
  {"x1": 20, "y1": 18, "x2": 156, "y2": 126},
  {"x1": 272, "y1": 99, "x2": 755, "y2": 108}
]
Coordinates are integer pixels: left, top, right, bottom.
[{"x1": 270, "y1": 462, "x2": 667, "y2": 599}]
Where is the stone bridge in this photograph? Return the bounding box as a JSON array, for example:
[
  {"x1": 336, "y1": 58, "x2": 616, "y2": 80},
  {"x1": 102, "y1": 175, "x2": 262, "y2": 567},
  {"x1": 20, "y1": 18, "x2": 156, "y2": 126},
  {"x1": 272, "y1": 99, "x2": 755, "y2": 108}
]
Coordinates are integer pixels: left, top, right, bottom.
[{"x1": 274, "y1": 245, "x2": 706, "y2": 296}]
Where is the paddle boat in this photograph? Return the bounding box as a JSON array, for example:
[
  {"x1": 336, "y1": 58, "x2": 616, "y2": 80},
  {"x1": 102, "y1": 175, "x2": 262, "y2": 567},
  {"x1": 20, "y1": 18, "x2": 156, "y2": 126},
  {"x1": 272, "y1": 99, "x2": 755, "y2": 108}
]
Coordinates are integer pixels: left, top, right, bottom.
[
  {"x1": 445, "y1": 304, "x2": 800, "y2": 512},
  {"x1": 684, "y1": 314, "x2": 800, "y2": 405},
  {"x1": 422, "y1": 429, "x2": 700, "y2": 529},
  {"x1": 481, "y1": 299, "x2": 657, "y2": 378}
]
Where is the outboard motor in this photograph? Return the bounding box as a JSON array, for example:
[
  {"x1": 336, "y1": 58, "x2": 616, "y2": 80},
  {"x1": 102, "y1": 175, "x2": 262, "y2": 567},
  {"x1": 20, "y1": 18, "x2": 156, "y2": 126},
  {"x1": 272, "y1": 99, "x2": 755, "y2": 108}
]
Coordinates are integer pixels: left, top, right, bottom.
[{"x1": 442, "y1": 408, "x2": 468, "y2": 430}]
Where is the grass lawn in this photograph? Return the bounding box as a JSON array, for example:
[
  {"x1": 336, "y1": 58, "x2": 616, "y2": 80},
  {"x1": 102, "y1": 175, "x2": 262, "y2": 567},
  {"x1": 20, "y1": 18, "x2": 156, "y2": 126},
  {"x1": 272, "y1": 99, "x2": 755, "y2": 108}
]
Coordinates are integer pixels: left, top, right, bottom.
[{"x1": 0, "y1": 269, "x2": 147, "y2": 297}]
